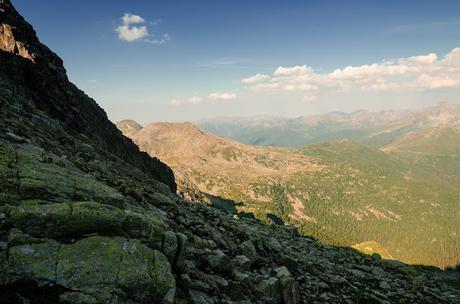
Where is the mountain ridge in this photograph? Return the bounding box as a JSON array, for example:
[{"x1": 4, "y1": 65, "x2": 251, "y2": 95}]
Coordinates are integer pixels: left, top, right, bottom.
[{"x1": 197, "y1": 102, "x2": 460, "y2": 148}]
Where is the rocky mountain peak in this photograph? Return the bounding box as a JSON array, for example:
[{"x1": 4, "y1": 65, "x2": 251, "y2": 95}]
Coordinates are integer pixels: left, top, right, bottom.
[{"x1": 0, "y1": 0, "x2": 63, "y2": 67}]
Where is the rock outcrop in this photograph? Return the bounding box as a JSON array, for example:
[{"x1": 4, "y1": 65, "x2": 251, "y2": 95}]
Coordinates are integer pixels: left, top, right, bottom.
[{"x1": 0, "y1": 1, "x2": 459, "y2": 303}]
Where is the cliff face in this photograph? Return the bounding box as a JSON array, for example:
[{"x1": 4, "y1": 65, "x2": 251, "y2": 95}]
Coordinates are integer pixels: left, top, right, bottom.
[
  {"x1": 0, "y1": 0, "x2": 176, "y2": 193},
  {"x1": 0, "y1": 1, "x2": 459, "y2": 304}
]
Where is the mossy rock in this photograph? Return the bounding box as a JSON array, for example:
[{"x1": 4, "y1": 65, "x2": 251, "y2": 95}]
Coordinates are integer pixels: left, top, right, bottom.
[
  {"x1": 123, "y1": 208, "x2": 167, "y2": 243},
  {"x1": 2, "y1": 201, "x2": 168, "y2": 241},
  {"x1": 16, "y1": 147, "x2": 124, "y2": 204},
  {"x1": 7, "y1": 228, "x2": 44, "y2": 247},
  {"x1": 0, "y1": 140, "x2": 18, "y2": 204},
  {"x1": 0, "y1": 251, "x2": 9, "y2": 284},
  {"x1": 59, "y1": 292, "x2": 98, "y2": 304},
  {"x1": 5, "y1": 236, "x2": 175, "y2": 302},
  {"x1": 7, "y1": 241, "x2": 60, "y2": 285},
  {"x1": 5, "y1": 201, "x2": 72, "y2": 238}
]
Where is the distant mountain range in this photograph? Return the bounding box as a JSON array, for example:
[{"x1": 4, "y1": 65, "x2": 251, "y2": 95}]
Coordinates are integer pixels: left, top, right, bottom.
[
  {"x1": 198, "y1": 102, "x2": 460, "y2": 148},
  {"x1": 118, "y1": 108, "x2": 460, "y2": 268}
]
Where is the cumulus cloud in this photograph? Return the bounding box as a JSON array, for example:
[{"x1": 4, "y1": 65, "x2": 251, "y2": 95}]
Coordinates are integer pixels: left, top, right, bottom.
[
  {"x1": 169, "y1": 96, "x2": 202, "y2": 106},
  {"x1": 274, "y1": 65, "x2": 312, "y2": 76},
  {"x1": 241, "y1": 47, "x2": 460, "y2": 94},
  {"x1": 116, "y1": 24, "x2": 149, "y2": 42},
  {"x1": 121, "y1": 13, "x2": 145, "y2": 25},
  {"x1": 170, "y1": 92, "x2": 237, "y2": 106},
  {"x1": 408, "y1": 53, "x2": 438, "y2": 64},
  {"x1": 241, "y1": 74, "x2": 270, "y2": 84},
  {"x1": 416, "y1": 74, "x2": 459, "y2": 89},
  {"x1": 208, "y1": 92, "x2": 237, "y2": 101},
  {"x1": 116, "y1": 13, "x2": 170, "y2": 44}
]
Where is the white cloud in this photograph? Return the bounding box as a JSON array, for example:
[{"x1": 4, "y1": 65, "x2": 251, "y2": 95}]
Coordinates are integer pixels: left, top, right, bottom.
[
  {"x1": 274, "y1": 65, "x2": 312, "y2": 76},
  {"x1": 169, "y1": 96, "x2": 202, "y2": 106},
  {"x1": 170, "y1": 93, "x2": 237, "y2": 106},
  {"x1": 169, "y1": 99, "x2": 182, "y2": 106},
  {"x1": 416, "y1": 74, "x2": 459, "y2": 89},
  {"x1": 146, "y1": 34, "x2": 171, "y2": 45},
  {"x1": 251, "y1": 83, "x2": 281, "y2": 91},
  {"x1": 241, "y1": 48, "x2": 460, "y2": 94},
  {"x1": 408, "y1": 53, "x2": 438, "y2": 64},
  {"x1": 187, "y1": 96, "x2": 202, "y2": 104},
  {"x1": 241, "y1": 74, "x2": 270, "y2": 84},
  {"x1": 330, "y1": 63, "x2": 409, "y2": 79},
  {"x1": 116, "y1": 24, "x2": 149, "y2": 42},
  {"x1": 208, "y1": 92, "x2": 237, "y2": 101},
  {"x1": 116, "y1": 13, "x2": 170, "y2": 44},
  {"x1": 121, "y1": 13, "x2": 145, "y2": 25}
]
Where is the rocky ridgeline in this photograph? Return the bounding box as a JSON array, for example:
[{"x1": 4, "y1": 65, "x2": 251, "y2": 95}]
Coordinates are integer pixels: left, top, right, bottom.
[{"x1": 0, "y1": 0, "x2": 459, "y2": 303}]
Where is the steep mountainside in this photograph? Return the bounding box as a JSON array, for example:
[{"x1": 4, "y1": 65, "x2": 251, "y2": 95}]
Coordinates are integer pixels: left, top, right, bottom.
[
  {"x1": 120, "y1": 122, "x2": 460, "y2": 269},
  {"x1": 383, "y1": 127, "x2": 460, "y2": 190},
  {"x1": 198, "y1": 102, "x2": 460, "y2": 148},
  {"x1": 0, "y1": 3, "x2": 175, "y2": 192},
  {"x1": 1, "y1": 1, "x2": 459, "y2": 303},
  {"x1": 384, "y1": 127, "x2": 460, "y2": 155}
]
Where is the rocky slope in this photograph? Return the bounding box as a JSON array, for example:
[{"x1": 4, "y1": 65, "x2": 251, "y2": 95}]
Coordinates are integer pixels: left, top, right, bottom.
[{"x1": 0, "y1": 1, "x2": 459, "y2": 303}]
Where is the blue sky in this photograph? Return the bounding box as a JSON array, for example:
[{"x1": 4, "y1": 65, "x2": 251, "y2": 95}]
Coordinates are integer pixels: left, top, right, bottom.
[{"x1": 12, "y1": 0, "x2": 460, "y2": 123}]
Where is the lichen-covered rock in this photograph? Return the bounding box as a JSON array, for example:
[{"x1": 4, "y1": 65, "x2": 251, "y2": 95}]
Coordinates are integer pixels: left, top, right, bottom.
[
  {"x1": 207, "y1": 250, "x2": 232, "y2": 273},
  {"x1": 4, "y1": 235, "x2": 175, "y2": 303},
  {"x1": 15, "y1": 147, "x2": 125, "y2": 205},
  {"x1": 7, "y1": 228, "x2": 43, "y2": 247},
  {"x1": 1, "y1": 201, "x2": 168, "y2": 244},
  {"x1": 279, "y1": 276, "x2": 300, "y2": 304},
  {"x1": 256, "y1": 277, "x2": 282, "y2": 303},
  {"x1": 174, "y1": 232, "x2": 188, "y2": 272},
  {"x1": 59, "y1": 292, "x2": 98, "y2": 304},
  {"x1": 7, "y1": 241, "x2": 59, "y2": 285},
  {"x1": 240, "y1": 240, "x2": 258, "y2": 265},
  {"x1": 233, "y1": 255, "x2": 251, "y2": 271}
]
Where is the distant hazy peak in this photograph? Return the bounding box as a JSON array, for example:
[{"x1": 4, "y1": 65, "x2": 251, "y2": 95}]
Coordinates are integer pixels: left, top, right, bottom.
[
  {"x1": 143, "y1": 121, "x2": 205, "y2": 133},
  {"x1": 136, "y1": 122, "x2": 222, "y2": 145},
  {"x1": 116, "y1": 119, "x2": 143, "y2": 137}
]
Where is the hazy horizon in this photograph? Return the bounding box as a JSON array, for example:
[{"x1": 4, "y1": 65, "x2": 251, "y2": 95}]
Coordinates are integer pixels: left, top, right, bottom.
[{"x1": 119, "y1": 100, "x2": 460, "y2": 126}]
